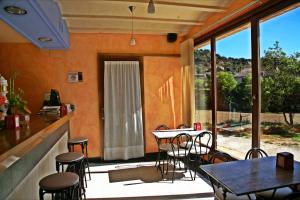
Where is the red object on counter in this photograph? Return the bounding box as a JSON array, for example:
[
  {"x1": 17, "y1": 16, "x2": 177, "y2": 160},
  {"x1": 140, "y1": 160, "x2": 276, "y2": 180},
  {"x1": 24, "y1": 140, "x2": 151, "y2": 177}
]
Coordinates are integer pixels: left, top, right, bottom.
[
  {"x1": 60, "y1": 104, "x2": 67, "y2": 117},
  {"x1": 193, "y1": 122, "x2": 202, "y2": 131},
  {"x1": 6, "y1": 114, "x2": 20, "y2": 129}
]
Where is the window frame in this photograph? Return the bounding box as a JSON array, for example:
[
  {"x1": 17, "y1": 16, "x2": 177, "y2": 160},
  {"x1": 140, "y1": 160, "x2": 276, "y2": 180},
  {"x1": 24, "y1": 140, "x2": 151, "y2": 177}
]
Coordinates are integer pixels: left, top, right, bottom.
[{"x1": 194, "y1": 0, "x2": 300, "y2": 152}]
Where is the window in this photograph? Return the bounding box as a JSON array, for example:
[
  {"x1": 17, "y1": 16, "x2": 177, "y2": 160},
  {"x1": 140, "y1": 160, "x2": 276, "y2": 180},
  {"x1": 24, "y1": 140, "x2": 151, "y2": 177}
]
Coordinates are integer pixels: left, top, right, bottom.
[
  {"x1": 216, "y1": 24, "x2": 252, "y2": 159},
  {"x1": 194, "y1": 42, "x2": 212, "y2": 130},
  {"x1": 193, "y1": 1, "x2": 300, "y2": 160},
  {"x1": 260, "y1": 7, "x2": 300, "y2": 161}
]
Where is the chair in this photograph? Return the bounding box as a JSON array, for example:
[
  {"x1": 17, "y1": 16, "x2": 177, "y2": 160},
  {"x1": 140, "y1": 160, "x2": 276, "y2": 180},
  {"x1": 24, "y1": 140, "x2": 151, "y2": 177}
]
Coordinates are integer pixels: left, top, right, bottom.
[
  {"x1": 68, "y1": 137, "x2": 91, "y2": 183},
  {"x1": 166, "y1": 133, "x2": 193, "y2": 183},
  {"x1": 245, "y1": 148, "x2": 293, "y2": 200},
  {"x1": 176, "y1": 124, "x2": 189, "y2": 129},
  {"x1": 55, "y1": 152, "x2": 86, "y2": 199},
  {"x1": 39, "y1": 172, "x2": 80, "y2": 200},
  {"x1": 154, "y1": 124, "x2": 172, "y2": 173},
  {"x1": 209, "y1": 152, "x2": 234, "y2": 163},
  {"x1": 208, "y1": 152, "x2": 254, "y2": 200},
  {"x1": 190, "y1": 131, "x2": 212, "y2": 179},
  {"x1": 176, "y1": 124, "x2": 193, "y2": 148},
  {"x1": 245, "y1": 148, "x2": 268, "y2": 159}
]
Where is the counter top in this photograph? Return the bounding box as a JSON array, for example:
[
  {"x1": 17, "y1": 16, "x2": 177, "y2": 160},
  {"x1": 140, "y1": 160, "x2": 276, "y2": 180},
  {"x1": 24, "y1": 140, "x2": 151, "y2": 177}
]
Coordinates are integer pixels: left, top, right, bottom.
[
  {"x1": 0, "y1": 113, "x2": 73, "y2": 167},
  {"x1": 0, "y1": 113, "x2": 72, "y2": 200}
]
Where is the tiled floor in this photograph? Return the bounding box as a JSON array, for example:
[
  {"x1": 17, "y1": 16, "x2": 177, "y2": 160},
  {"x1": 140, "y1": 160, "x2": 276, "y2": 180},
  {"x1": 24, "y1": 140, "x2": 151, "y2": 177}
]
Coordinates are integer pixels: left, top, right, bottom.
[{"x1": 85, "y1": 161, "x2": 214, "y2": 200}]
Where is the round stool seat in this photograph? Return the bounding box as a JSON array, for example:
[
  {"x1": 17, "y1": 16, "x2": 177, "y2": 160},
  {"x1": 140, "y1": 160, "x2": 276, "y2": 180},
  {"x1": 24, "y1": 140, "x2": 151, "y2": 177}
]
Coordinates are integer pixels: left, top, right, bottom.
[
  {"x1": 39, "y1": 172, "x2": 79, "y2": 191},
  {"x1": 68, "y1": 137, "x2": 88, "y2": 144},
  {"x1": 56, "y1": 152, "x2": 84, "y2": 163},
  {"x1": 67, "y1": 136, "x2": 91, "y2": 186}
]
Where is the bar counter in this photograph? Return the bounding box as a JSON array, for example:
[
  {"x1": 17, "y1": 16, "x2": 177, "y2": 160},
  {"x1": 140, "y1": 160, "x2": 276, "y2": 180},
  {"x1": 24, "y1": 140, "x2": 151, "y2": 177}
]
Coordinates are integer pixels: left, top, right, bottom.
[{"x1": 0, "y1": 113, "x2": 73, "y2": 200}]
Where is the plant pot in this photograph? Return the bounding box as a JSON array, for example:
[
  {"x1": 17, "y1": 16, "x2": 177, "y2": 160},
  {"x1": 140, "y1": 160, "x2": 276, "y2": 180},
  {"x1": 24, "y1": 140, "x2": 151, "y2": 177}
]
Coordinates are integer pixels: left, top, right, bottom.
[{"x1": 5, "y1": 114, "x2": 20, "y2": 129}]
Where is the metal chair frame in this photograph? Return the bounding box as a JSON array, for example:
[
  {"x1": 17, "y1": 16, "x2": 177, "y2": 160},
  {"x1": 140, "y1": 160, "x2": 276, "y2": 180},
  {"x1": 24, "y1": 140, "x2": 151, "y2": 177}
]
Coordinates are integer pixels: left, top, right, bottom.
[
  {"x1": 166, "y1": 133, "x2": 193, "y2": 183},
  {"x1": 208, "y1": 152, "x2": 253, "y2": 200},
  {"x1": 245, "y1": 148, "x2": 294, "y2": 200},
  {"x1": 245, "y1": 148, "x2": 268, "y2": 160},
  {"x1": 176, "y1": 124, "x2": 189, "y2": 129},
  {"x1": 68, "y1": 139, "x2": 91, "y2": 186},
  {"x1": 39, "y1": 183, "x2": 79, "y2": 200},
  {"x1": 209, "y1": 152, "x2": 234, "y2": 163},
  {"x1": 39, "y1": 172, "x2": 80, "y2": 200},
  {"x1": 56, "y1": 155, "x2": 86, "y2": 200},
  {"x1": 154, "y1": 124, "x2": 170, "y2": 173},
  {"x1": 191, "y1": 131, "x2": 212, "y2": 180}
]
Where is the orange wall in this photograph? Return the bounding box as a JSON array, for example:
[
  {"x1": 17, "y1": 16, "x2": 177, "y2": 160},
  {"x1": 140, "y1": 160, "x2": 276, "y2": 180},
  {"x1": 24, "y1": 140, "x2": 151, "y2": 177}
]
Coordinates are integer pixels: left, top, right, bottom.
[
  {"x1": 144, "y1": 56, "x2": 182, "y2": 152},
  {"x1": 0, "y1": 33, "x2": 182, "y2": 157}
]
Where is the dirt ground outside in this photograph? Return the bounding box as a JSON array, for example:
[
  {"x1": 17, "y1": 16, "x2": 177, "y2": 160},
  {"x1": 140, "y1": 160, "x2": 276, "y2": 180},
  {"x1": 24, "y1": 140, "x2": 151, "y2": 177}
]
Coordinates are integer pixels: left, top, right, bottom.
[
  {"x1": 195, "y1": 110, "x2": 300, "y2": 160},
  {"x1": 217, "y1": 133, "x2": 300, "y2": 161},
  {"x1": 195, "y1": 110, "x2": 300, "y2": 125}
]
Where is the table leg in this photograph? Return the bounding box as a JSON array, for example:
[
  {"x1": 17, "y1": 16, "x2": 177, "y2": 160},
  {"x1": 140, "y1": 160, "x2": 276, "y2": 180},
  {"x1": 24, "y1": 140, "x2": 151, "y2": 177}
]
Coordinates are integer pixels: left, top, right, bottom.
[
  {"x1": 222, "y1": 189, "x2": 227, "y2": 200},
  {"x1": 155, "y1": 138, "x2": 164, "y2": 178},
  {"x1": 247, "y1": 194, "x2": 252, "y2": 200},
  {"x1": 271, "y1": 189, "x2": 277, "y2": 200}
]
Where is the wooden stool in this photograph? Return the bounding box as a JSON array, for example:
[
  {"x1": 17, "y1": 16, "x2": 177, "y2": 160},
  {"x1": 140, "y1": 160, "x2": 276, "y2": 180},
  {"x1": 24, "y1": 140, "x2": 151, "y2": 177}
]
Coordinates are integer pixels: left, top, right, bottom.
[
  {"x1": 68, "y1": 137, "x2": 91, "y2": 182},
  {"x1": 55, "y1": 152, "x2": 86, "y2": 199},
  {"x1": 39, "y1": 172, "x2": 79, "y2": 200}
]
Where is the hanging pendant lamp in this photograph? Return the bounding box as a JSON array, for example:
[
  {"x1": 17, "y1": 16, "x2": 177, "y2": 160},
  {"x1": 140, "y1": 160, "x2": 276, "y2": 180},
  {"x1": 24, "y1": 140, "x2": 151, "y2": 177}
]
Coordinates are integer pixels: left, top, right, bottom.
[
  {"x1": 147, "y1": 0, "x2": 155, "y2": 14},
  {"x1": 129, "y1": 6, "x2": 136, "y2": 46}
]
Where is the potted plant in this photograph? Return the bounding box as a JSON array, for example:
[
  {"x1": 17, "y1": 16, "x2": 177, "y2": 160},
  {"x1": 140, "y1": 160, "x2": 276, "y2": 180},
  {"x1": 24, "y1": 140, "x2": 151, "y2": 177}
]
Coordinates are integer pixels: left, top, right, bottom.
[{"x1": 6, "y1": 72, "x2": 30, "y2": 129}]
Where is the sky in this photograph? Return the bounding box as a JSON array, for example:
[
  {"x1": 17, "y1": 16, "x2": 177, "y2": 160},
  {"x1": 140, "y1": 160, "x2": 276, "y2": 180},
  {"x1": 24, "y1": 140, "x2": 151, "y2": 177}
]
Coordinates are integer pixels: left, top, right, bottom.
[{"x1": 202, "y1": 7, "x2": 300, "y2": 59}]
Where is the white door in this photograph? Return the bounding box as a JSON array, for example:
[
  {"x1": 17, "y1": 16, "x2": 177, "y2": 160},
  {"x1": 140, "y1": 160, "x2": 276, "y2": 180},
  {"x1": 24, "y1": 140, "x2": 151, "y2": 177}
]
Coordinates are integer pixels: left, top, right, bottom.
[{"x1": 104, "y1": 61, "x2": 144, "y2": 160}]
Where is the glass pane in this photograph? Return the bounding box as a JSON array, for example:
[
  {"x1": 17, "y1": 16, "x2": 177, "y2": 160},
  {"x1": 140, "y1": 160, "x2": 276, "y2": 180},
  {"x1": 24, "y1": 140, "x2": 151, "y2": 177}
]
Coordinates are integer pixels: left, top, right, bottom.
[
  {"x1": 260, "y1": 6, "x2": 300, "y2": 161},
  {"x1": 194, "y1": 41, "x2": 211, "y2": 130},
  {"x1": 216, "y1": 24, "x2": 252, "y2": 159}
]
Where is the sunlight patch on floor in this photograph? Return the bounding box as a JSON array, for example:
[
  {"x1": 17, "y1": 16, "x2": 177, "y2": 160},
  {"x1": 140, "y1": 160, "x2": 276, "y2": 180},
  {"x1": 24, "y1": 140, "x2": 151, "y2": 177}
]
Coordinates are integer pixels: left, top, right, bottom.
[{"x1": 85, "y1": 161, "x2": 214, "y2": 199}]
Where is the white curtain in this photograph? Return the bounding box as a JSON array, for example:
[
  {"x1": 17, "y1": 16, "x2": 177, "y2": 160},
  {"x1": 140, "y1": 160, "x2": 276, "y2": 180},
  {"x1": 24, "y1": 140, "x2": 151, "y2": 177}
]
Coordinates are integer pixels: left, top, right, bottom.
[{"x1": 104, "y1": 61, "x2": 144, "y2": 160}]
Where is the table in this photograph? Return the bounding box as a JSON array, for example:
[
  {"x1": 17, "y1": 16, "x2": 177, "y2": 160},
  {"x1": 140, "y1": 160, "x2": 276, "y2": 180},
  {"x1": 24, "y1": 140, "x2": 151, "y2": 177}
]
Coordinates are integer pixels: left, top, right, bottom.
[
  {"x1": 200, "y1": 157, "x2": 300, "y2": 198},
  {"x1": 152, "y1": 129, "x2": 208, "y2": 139},
  {"x1": 152, "y1": 129, "x2": 210, "y2": 178},
  {"x1": 0, "y1": 114, "x2": 72, "y2": 199}
]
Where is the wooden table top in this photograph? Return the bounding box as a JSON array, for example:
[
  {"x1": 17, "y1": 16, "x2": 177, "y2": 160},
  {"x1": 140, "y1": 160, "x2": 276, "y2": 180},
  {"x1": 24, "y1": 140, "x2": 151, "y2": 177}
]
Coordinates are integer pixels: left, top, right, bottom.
[
  {"x1": 152, "y1": 129, "x2": 209, "y2": 139},
  {"x1": 0, "y1": 114, "x2": 73, "y2": 162},
  {"x1": 0, "y1": 115, "x2": 61, "y2": 155},
  {"x1": 200, "y1": 157, "x2": 300, "y2": 196}
]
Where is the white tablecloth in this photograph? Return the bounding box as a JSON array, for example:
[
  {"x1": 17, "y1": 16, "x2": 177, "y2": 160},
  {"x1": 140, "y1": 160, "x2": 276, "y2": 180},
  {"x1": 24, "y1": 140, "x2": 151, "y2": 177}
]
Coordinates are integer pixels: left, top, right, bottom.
[{"x1": 152, "y1": 129, "x2": 209, "y2": 139}]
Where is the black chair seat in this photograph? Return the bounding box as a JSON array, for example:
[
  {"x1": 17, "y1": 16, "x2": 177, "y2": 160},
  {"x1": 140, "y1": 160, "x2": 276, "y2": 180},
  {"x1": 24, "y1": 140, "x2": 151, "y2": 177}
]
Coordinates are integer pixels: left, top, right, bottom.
[
  {"x1": 56, "y1": 152, "x2": 84, "y2": 163},
  {"x1": 68, "y1": 137, "x2": 88, "y2": 144},
  {"x1": 39, "y1": 172, "x2": 79, "y2": 191}
]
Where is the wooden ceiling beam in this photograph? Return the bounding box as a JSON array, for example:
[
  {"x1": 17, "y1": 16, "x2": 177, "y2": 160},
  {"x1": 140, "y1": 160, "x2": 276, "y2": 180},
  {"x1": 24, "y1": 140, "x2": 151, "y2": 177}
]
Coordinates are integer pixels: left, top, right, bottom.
[
  {"x1": 59, "y1": 0, "x2": 226, "y2": 12},
  {"x1": 63, "y1": 14, "x2": 203, "y2": 25},
  {"x1": 69, "y1": 26, "x2": 186, "y2": 34}
]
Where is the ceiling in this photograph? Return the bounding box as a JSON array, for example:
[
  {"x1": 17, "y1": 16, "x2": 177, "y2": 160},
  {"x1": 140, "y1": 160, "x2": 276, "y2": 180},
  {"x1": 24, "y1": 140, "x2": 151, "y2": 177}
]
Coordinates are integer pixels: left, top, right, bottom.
[
  {"x1": 57, "y1": 0, "x2": 234, "y2": 36},
  {"x1": 0, "y1": 0, "x2": 267, "y2": 43},
  {"x1": 0, "y1": 20, "x2": 29, "y2": 43}
]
